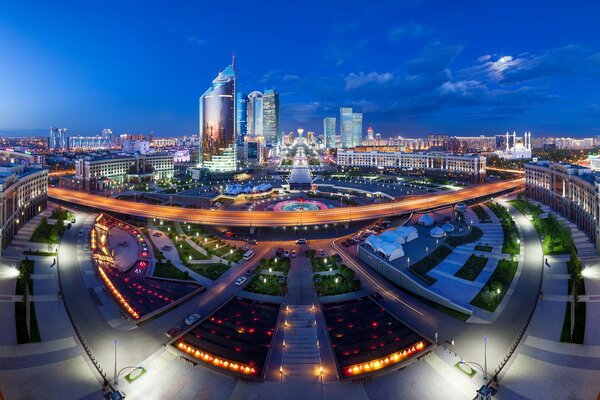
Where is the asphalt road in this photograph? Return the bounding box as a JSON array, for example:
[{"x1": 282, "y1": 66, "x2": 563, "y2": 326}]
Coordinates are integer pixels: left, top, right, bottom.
[{"x1": 48, "y1": 178, "x2": 523, "y2": 227}]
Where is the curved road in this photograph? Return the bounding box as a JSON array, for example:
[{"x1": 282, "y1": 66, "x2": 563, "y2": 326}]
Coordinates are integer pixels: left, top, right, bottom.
[{"x1": 49, "y1": 179, "x2": 523, "y2": 227}]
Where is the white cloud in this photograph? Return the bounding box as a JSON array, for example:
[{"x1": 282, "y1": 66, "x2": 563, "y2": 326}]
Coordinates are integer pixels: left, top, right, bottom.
[{"x1": 345, "y1": 71, "x2": 395, "y2": 91}]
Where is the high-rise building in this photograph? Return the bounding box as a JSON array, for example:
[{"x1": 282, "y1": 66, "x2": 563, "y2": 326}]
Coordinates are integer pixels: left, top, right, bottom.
[
  {"x1": 48, "y1": 128, "x2": 68, "y2": 150},
  {"x1": 247, "y1": 91, "x2": 263, "y2": 137},
  {"x1": 323, "y1": 117, "x2": 336, "y2": 149},
  {"x1": 340, "y1": 107, "x2": 353, "y2": 148},
  {"x1": 199, "y1": 59, "x2": 237, "y2": 173},
  {"x1": 236, "y1": 92, "x2": 248, "y2": 145},
  {"x1": 262, "y1": 89, "x2": 279, "y2": 143},
  {"x1": 352, "y1": 112, "x2": 363, "y2": 147},
  {"x1": 367, "y1": 127, "x2": 374, "y2": 141}
]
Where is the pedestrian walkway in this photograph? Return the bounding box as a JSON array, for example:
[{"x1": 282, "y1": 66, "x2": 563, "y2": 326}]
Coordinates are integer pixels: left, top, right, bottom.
[{"x1": 280, "y1": 305, "x2": 322, "y2": 382}]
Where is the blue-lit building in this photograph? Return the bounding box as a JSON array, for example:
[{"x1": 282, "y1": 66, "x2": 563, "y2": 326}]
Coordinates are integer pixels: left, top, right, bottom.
[
  {"x1": 236, "y1": 92, "x2": 248, "y2": 145},
  {"x1": 352, "y1": 112, "x2": 363, "y2": 147},
  {"x1": 247, "y1": 91, "x2": 263, "y2": 136},
  {"x1": 199, "y1": 59, "x2": 237, "y2": 173},
  {"x1": 323, "y1": 117, "x2": 336, "y2": 149},
  {"x1": 262, "y1": 89, "x2": 279, "y2": 143},
  {"x1": 48, "y1": 127, "x2": 68, "y2": 150},
  {"x1": 340, "y1": 107, "x2": 353, "y2": 148}
]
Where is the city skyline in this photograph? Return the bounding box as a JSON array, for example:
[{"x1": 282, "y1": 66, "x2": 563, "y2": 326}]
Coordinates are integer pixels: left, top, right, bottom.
[{"x1": 1, "y1": 1, "x2": 600, "y2": 138}]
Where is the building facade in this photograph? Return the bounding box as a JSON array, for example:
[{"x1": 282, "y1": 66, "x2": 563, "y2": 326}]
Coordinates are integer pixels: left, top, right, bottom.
[
  {"x1": 247, "y1": 91, "x2": 263, "y2": 137},
  {"x1": 337, "y1": 150, "x2": 486, "y2": 182},
  {"x1": 323, "y1": 117, "x2": 336, "y2": 149},
  {"x1": 61, "y1": 154, "x2": 174, "y2": 191},
  {"x1": 352, "y1": 112, "x2": 363, "y2": 148},
  {"x1": 0, "y1": 164, "x2": 48, "y2": 255},
  {"x1": 236, "y1": 92, "x2": 248, "y2": 145},
  {"x1": 199, "y1": 61, "x2": 237, "y2": 173},
  {"x1": 262, "y1": 89, "x2": 279, "y2": 143},
  {"x1": 340, "y1": 107, "x2": 353, "y2": 148},
  {"x1": 525, "y1": 160, "x2": 600, "y2": 251}
]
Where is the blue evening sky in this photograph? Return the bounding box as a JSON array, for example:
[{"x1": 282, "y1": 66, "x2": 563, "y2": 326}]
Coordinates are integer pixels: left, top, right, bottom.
[{"x1": 1, "y1": 0, "x2": 599, "y2": 137}]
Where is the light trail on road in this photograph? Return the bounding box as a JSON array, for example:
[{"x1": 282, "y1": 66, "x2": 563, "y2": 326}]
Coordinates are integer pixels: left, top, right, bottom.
[{"x1": 49, "y1": 178, "x2": 523, "y2": 227}]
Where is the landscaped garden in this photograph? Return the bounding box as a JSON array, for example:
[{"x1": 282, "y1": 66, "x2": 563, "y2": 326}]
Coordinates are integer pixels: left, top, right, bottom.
[
  {"x1": 244, "y1": 257, "x2": 290, "y2": 296},
  {"x1": 560, "y1": 250, "x2": 586, "y2": 343},
  {"x1": 308, "y1": 250, "x2": 339, "y2": 272},
  {"x1": 15, "y1": 259, "x2": 41, "y2": 344},
  {"x1": 509, "y1": 197, "x2": 573, "y2": 255},
  {"x1": 445, "y1": 226, "x2": 483, "y2": 247},
  {"x1": 470, "y1": 258, "x2": 518, "y2": 312},
  {"x1": 454, "y1": 254, "x2": 488, "y2": 281},
  {"x1": 471, "y1": 205, "x2": 491, "y2": 223},
  {"x1": 486, "y1": 202, "x2": 520, "y2": 255},
  {"x1": 187, "y1": 263, "x2": 231, "y2": 280},
  {"x1": 313, "y1": 264, "x2": 361, "y2": 296},
  {"x1": 408, "y1": 245, "x2": 453, "y2": 285},
  {"x1": 30, "y1": 217, "x2": 64, "y2": 244}
]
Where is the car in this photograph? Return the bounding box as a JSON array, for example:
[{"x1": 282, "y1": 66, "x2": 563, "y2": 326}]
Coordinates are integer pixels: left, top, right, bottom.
[
  {"x1": 291, "y1": 250, "x2": 297, "y2": 258},
  {"x1": 71, "y1": 218, "x2": 76, "y2": 223},
  {"x1": 225, "y1": 230, "x2": 233, "y2": 237},
  {"x1": 370, "y1": 292, "x2": 385, "y2": 302},
  {"x1": 275, "y1": 247, "x2": 284, "y2": 257},
  {"x1": 67, "y1": 223, "x2": 72, "y2": 229},
  {"x1": 296, "y1": 238, "x2": 307, "y2": 244},
  {"x1": 235, "y1": 276, "x2": 247, "y2": 286},
  {"x1": 165, "y1": 326, "x2": 182, "y2": 338},
  {"x1": 318, "y1": 249, "x2": 325, "y2": 257},
  {"x1": 152, "y1": 232, "x2": 162, "y2": 237},
  {"x1": 245, "y1": 269, "x2": 255, "y2": 276},
  {"x1": 78, "y1": 229, "x2": 84, "y2": 237},
  {"x1": 284, "y1": 250, "x2": 290, "y2": 257},
  {"x1": 248, "y1": 239, "x2": 257, "y2": 245},
  {"x1": 184, "y1": 314, "x2": 202, "y2": 326}
]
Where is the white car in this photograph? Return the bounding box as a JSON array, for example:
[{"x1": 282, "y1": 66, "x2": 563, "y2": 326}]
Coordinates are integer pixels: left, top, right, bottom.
[
  {"x1": 235, "y1": 277, "x2": 247, "y2": 286},
  {"x1": 184, "y1": 314, "x2": 202, "y2": 326}
]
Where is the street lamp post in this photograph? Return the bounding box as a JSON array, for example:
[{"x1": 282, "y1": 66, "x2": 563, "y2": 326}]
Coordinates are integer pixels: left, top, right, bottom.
[{"x1": 113, "y1": 339, "x2": 118, "y2": 386}]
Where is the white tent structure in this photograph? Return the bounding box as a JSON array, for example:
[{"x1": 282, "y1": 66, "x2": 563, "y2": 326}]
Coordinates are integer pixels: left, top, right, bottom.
[
  {"x1": 376, "y1": 242, "x2": 405, "y2": 261},
  {"x1": 430, "y1": 226, "x2": 445, "y2": 238},
  {"x1": 418, "y1": 214, "x2": 434, "y2": 227},
  {"x1": 394, "y1": 226, "x2": 419, "y2": 243},
  {"x1": 442, "y1": 222, "x2": 455, "y2": 233},
  {"x1": 365, "y1": 230, "x2": 409, "y2": 262}
]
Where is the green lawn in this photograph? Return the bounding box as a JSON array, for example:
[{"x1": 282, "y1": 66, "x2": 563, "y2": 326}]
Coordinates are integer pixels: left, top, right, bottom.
[
  {"x1": 486, "y1": 202, "x2": 520, "y2": 255},
  {"x1": 50, "y1": 207, "x2": 73, "y2": 221},
  {"x1": 174, "y1": 239, "x2": 210, "y2": 262},
  {"x1": 408, "y1": 245, "x2": 452, "y2": 285},
  {"x1": 470, "y1": 259, "x2": 518, "y2": 312},
  {"x1": 153, "y1": 261, "x2": 192, "y2": 280},
  {"x1": 258, "y1": 257, "x2": 291, "y2": 274},
  {"x1": 445, "y1": 226, "x2": 483, "y2": 247},
  {"x1": 307, "y1": 250, "x2": 339, "y2": 272},
  {"x1": 509, "y1": 198, "x2": 573, "y2": 255},
  {"x1": 245, "y1": 274, "x2": 286, "y2": 296},
  {"x1": 187, "y1": 263, "x2": 230, "y2": 280},
  {"x1": 454, "y1": 254, "x2": 488, "y2": 281}
]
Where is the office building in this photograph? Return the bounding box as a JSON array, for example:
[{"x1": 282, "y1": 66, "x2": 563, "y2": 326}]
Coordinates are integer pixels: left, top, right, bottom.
[
  {"x1": 60, "y1": 153, "x2": 174, "y2": 191},
  {"x1": 323, "y1": 117, "x2": 336, "y2": 149},
  {"x1": 525, "y1": 160, "x2": 600, "y2": 251},
  {"x1": 199, "y1": 59, "x2": 237, "y2": 173},
  {"x1": 352, "y1": 113, "x2": 363, "y2": 148},
  {"x1": 247, "y1": 91, "x2": 263, "y2": 137},
  {"x1": 244, "y1": 135, "x2": 265, "y2": 165},
  {"x1": 236, "y1": 92, "x2": 248, "y2": 145},
  {"x1": 262, "y1": 89, "x2": 279, "y2": 143},
  {"x1": 151, "y1": 137, "x2": 177, "y2": 148},
  {"x1": 69, "y1": 135, "x2": 112, "y2": 150},
  {"x1": 48, "y1": 128, "x2": 68, "y2": 150},
  {"x1": 340, "y1": 107, "x2": 353, "y2": 148},
  {"x1": 337, "y1": 150, "x2": 486, "y2": 182},
  {"x1": 0, "y1": 163, "x2": 48, "y2": 255},
  {"x1": 122, "y1": 139, "x2": 151, "y2": 154},
  {"x1": 367, "y1": 127, "x2": 375, "y2": 141}
]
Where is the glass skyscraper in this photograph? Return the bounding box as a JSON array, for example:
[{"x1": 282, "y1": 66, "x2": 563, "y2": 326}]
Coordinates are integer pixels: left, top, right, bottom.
[
  {"x1": 199, "y1": 60, "x2": 237, "y2": 173},
  {"x1": 262, "y1": 89, "x2": 279, "y2": 143},
  {"x1": 352, "y1": 112, "x2": 363, "y2": 147},
  {"x1": 323, "y1": 117, "x2": 336, "y2": 149},
  {"x1": 340, "y1": 107, "x2": 353, "y2": 148},
  {"x1": 236, "y1": 92, "x2": 248, "y2": 145},
  {"x1": 247, "y1": 91, "x2": 263, "y2": 136},
  {"x1": 49, "y1": 127, "x2": 68, "y2": 150}
]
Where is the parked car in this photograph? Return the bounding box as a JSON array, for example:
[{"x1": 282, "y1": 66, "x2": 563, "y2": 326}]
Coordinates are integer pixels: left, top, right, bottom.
[
  {"x1": 184, "y1": 314, "x2": 202, "y2": 326},
  {"x1": 165, "y1": 326, "x2": 182, "y2": 338},
  {"x1": 318, "y1": 249, "x2": 325, "y2": 257},
  {"x1": 235, "y1": 276, "x2": 247, "y2": 286},
  {"x1": 245, "y1": 269, "x2": 255, "y2": 276},
  {"x1": 275, "y1": 247, "x2": 284, "y2": 257},
  {"x1": 225, "y1": 230, "x2": 234, "y2": 237},
  {"x1": 291, "y1": 250, "x2": 297, "y2": 258},
  {"x1": 284, "y1": 250, "x2": 290, "y2": 258},
  {"x1": 67, "y1": 223, "x2": 72, "y2": 229}
]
